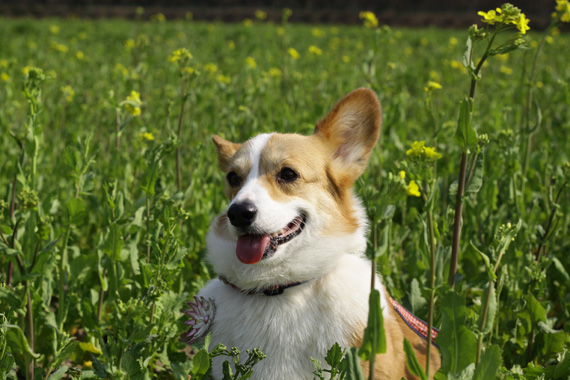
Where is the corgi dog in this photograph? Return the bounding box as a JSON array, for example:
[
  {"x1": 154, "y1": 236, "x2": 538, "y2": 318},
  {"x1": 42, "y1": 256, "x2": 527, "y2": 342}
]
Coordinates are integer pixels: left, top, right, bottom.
[{"x1": 195, "y1": 88, "x2": 441, "y2": 379}]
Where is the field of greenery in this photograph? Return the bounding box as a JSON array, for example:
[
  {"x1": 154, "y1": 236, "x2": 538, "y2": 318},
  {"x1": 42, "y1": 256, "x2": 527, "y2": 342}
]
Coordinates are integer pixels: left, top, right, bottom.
[{"x1": 1, "y1": 3, "x2": 570, "y2": 379}]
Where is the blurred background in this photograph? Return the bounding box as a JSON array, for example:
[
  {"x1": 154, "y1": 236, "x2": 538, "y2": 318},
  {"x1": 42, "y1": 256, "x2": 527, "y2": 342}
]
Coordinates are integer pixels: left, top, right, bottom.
[{"x1": 0, "y1": 0, "x2": 556, "y2": 29}]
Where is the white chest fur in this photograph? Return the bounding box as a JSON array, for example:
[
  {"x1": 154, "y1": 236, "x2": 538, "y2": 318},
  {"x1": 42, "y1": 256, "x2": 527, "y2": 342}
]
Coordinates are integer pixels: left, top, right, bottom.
[{"x1": 198, "y1": 253, "x2": 390, "y2": 380}]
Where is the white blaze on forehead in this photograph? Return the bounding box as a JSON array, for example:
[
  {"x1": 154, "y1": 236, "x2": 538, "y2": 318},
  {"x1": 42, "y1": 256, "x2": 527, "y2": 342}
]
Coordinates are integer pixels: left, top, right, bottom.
[{"x1": 231, "y1": 133, "x2": 273, "y2": 205}]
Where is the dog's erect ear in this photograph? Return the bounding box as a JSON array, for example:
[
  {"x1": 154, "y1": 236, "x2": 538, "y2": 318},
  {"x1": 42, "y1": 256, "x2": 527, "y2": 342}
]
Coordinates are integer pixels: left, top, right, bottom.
[
  {"x1": 313, "y1": 88, "x2": 382, "y2": 183},
  {"x1": 212, "y1": 135, "x2": 241, "y2": 171}
]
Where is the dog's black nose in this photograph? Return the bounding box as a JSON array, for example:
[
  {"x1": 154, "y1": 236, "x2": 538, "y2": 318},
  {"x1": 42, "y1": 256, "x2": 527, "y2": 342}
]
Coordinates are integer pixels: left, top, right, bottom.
[{"x1": 227, "y1": 201, "x2": 257, "y2": 228}]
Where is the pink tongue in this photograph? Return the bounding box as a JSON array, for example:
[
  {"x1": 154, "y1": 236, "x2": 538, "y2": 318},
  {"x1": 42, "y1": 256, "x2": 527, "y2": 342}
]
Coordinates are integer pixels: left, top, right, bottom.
[{"x1": 236, "y1": 235, "x2": 270, "y2": 264}]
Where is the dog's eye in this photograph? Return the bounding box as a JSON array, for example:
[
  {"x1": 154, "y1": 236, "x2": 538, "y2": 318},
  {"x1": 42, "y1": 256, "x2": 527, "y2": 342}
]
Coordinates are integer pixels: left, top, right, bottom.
[
  {"x1": 226, "y1": 171, "x2": 241, "y2": 187},
  {"x1": 277, "y1": 167, "x2": 298, "y2": 183}
]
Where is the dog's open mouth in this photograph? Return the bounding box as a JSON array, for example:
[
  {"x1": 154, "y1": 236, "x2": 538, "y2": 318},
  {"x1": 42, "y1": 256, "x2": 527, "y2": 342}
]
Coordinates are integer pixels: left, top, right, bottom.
[{"x1": 235, "y1": 214, "x2": 306, "y2": 264}]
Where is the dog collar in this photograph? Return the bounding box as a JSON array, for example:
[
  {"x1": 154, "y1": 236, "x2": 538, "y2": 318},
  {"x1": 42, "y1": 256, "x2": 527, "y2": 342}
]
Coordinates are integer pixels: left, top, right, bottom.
[{"x1": 218, "y1": 275, "x2": 308, "y2": 296}]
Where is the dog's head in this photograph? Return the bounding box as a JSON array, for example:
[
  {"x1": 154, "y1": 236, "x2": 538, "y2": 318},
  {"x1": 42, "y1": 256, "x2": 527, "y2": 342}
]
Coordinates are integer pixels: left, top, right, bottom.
[{"x1": 207, "y1": 88, "x2": 382, "y2": 290}]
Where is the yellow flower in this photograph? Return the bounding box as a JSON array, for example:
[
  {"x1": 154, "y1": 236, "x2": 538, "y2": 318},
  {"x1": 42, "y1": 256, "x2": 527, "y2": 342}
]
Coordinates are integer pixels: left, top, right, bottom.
[
  {"x1": 61, "y1": 85, "x2": 74, "y2": 102},
  {"x1": 514, "y1": 13, "x2": 530, "y2": 34},
  {"x1": 406, "y1": 141, "x2": 442, "y2": 162},
  {"x1": 449, "y1": 37, "x2": 458, "y2": 47},
  {"x1": 308, "y1": 45, "x2": 322, "y2": 55},
  {"x1": 424, "y1": 147, "x2": 442, "y2": 160},
  {"x1": 114, "y1": 63, "x2": 128, "y2": 78},
  {"x1": 406, "y1": 180, "x2": 421, "y2": 197},
  {"x1": 123, "y1": 91, "x2": 142, "y2": 116},
  {"x1": 228, "y1": 40, "x2": 235, "y2": 50},
  {"x1": 83, "y1": 361, "x2": 93, "y2": 369},
  {"x1": 238, "y1": 105, "x2": 249, "y2": 112},
  {"x1": 49, "y1": 25, "x2": 60, "y2": 34},
  {"x1": 168, "y1": 48, "x2": 193, "y2": 63},
  {"x1": 288, "y1": 48, "x2": 300, "y2": 59},
  {"x1": 555, "y1": 0, "x2": 570, "y2": 22},
  {"x1": 407, "y1": 141, "x2": 426, "y2": 156},
  {"x1": 245, "y1": 56, "x2": 257, "y2": 69},
  {"x1": 151, "y1": 13, "x2": 166, "y2": 22},
  {"x1": 243, "y1": 18, "x2": 253, "y2": 27},
  {"x1": 424, "y1": 81, "x2": 442, "y2": 92},
  {"x1": 0, "y1": 59, "x2": 8, "y2": 69},
  {"x1": 140, "y1": 132, "x2": 155, "y2": 141},
  {"x1": 125, "y1": 38, "x2": 136, "y2": 50},
  {"x1": 311, "y1": 28, "x2": 323, "y2": 37},
  {"x1": 1, "y1": 72, "x2": 10, "y2": 82},
  {"x1": 22, "y1": 66, "x2": 32, "y2": 75},
  {"x1": 342, "y1": 55, "x2": 350, "y2": 63},
  {"x1": 204, "y1": 63, "x2": 218, "y2": 74},
  {"x1": 277, "y1": 27, "x2": 286, "y2": 36},
  {"x1": 545, "y1": 35, "x2": 554, "y2": 44},
  {"x1": 398, "y1": 170, "x2": 406, "y2": 180},
  {"x1": 51, "y1": 42, "x2": 69, "y2": 53},
  {"x1": 500, "y1": 65, "x2": 513, "y2": 75},
  {"x1": 76, "y1": 51, "x2": 85, "y2": 60},
  {"x1": 217, "y1": 74, "x2": 231, "y2": 84},
  {"x1": 255, "y1": 10, "x2": 267, "y2": 20},
  {"x1": 359, "y1": 11, "x2": 378, "y2": 28},
  {"x1": 477, "y1": 10, "x2": 502, "y2": 25},
  {"x1": 268, "y1": 68, "x2": 282, "y2": 78},
  {"x1": 182, "y1": 67, "x2": 198, "y2": 76}
]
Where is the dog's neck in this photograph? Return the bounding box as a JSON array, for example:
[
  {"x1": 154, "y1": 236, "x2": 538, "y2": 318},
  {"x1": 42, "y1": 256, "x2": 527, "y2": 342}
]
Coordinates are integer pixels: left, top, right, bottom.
[{"x1": 218, "y1": 275, "x2": 310, "y2": 296}]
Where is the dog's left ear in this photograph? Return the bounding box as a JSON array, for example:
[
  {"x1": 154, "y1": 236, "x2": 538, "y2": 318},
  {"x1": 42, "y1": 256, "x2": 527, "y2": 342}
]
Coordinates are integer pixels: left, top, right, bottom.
[
  {"x1": 212, "y1": 135, "x2": 241, "y2": 171},
  {"x1": 314, "y1": 88, "x2": 382, "y2": 183}
]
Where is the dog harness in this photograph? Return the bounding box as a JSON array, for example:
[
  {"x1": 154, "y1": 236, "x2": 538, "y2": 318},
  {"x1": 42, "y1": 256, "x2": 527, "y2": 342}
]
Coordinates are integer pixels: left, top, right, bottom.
[
  {"x1": 216, "y1": 276, "x2": 439, "y2": 346},
  {"x1": 390, "y1": 297, "x2": 439, "y2": 347}
]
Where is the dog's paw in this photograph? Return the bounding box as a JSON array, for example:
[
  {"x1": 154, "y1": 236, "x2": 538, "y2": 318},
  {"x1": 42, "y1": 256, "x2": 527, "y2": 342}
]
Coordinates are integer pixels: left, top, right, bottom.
[{"x1": 181, "y1": 296, "x2": 216, "y2": 344}]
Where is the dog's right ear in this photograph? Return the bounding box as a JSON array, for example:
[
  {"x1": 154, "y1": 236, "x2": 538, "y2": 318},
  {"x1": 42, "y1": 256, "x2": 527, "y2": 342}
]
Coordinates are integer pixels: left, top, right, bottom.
[{"x1": 212, "y1": 135, "x2": 241, "y2": 171}]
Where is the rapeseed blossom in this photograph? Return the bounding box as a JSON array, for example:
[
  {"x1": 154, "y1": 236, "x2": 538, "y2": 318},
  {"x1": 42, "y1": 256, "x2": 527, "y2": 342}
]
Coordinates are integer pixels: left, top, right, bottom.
[
  {"x1": 217, "y1": 74, "x2": 231, "y2": 84},
  {"x1": 140, "y1": 132, "x2": 154, "y2": 141},
  {"x1": 204, "y1": 63, "x2": 218, "y2": 74},
  {"x1": 168, "y1": 48, "x2": 192, "y2": 63},
  {"x1": 359, "y1": 11, "x2": 378, "y2": 28},
  {"x1": 288, "y1": 48, "x2": 300, "y2": 59},
  {"x1": 308, "y1": 45, "x2": 322, "y2": 55},
  {"x1": 478, "y1": 4, "x2": 530, "y2": 34},
  {"x1": 407, "y1": 180, "x2": 421, "y2": 197},
  {"x1": 424, "y1": 81, "x2": 442, "y2": 92},
  {"x1": 268, "y1": 68, "x2": 282, "y2": 78},
  {"x1": 122, "y1": 91, "x2": 142, "y2": 116},
  {"x1": 255, "y1": 10, "x2": 267, "y2": 20},
  {"x1": 554, "y1": 0, "x2": 570, "y2": 22},
  {"x1": 406, "y1": 141, "x2": 442, "y2": 162},
  {"x1": 61, "y1": 85, "x2": 74, "y2": 102},
  {"x1": 245, "y1": 57, "x2": 257, "y2": 69}
]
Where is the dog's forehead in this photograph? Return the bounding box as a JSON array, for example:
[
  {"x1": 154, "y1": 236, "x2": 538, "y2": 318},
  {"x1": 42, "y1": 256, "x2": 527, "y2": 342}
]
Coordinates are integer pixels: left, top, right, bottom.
[{"x1": 261, "y1": 133, "x2": 327, "y2": 164}]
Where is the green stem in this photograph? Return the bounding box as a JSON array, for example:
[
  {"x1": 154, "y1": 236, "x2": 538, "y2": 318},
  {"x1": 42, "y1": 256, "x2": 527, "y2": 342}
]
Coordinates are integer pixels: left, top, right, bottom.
[
  {"x1": 25, "y1": 283, "x2": 34, "y2": 380},
  {"x1": 57, "y1": 226, "x2": 72, "y2": 329},
  {"x1": 176, "y1": 77, "x2": 187, "y2": 192},
  {"x1": 369, "y1": 218, "x2": 378, "y2": 380},
  {"x1": 448, "y1": 29, "x2": 497, "y2": 288},
  {"x1": 536, "y1": 179, "x2": 568, "y2": 262}
]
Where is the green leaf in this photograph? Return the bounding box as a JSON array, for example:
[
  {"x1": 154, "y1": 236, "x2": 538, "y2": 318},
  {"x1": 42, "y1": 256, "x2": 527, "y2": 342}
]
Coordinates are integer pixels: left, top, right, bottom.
[
  {"x1": 91, "y1": 355, "x2": 108, "y2": 379},
  {"x1": 525, "y1": 294, "x2": 546, "y2": 326},
  {"x1": 551, "y1": 257, "x2": 570, "y2": 282},
  {"x1": 103, "y1": 223, "x2": 123, "y2": 261},
  {"x1": 409, "y1": 278, "x2": 427, "y2": 315},
  {"x1": 67, "y1": 198, "x2": 86, "y2": 225},
  {"x1": 6, "y1": 324, "x2": 39, "y2": 359},
  {"x1": 345, "y1": 348, "x2": 365, "y2": 380},
  {"x1": 47, "y1": 366, "x2": 69, "y2": 380},
  {"x1": 325, "y1": 342, "x2": 344, "y2": 369},
  {"x1": 472, "y1": 345, "x2": 501, "y2": 380},
  {"x1": 79, "y1": 342, "x2": 102, "y2": 355},
  {"x1": 454, "y1": 97, "x2": 477, "y2": 152},
  {"x1": 222, "y1": 360, "x2": 233, "y2": 379},
  {"x1": 462, "y1": 36, "x2": 473, "y2": 69},
  {"x1": 358, "y1": 289, "x2": 386, "y2": 361},
  {"x1": 191, "y1": 349, "x2": 210, "y2": 376},
  {"x1": 403, "y1": 338, "x2": 427, "y2": 380},
  {"x1": 435, "y1": 290, "x2": 477, "y2": 377}
]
